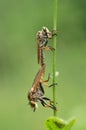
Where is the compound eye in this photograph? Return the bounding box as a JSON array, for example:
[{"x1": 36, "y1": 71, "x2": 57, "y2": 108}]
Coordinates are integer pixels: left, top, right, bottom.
[
  {"x1": 33, "y1": 103, "x2": 38, "y2": 112},
  {"x1": 29, "y1": 101, "x2": 38, "y2": 112},
  {"x1": 42, "y1": 26, "x2": 46, "y2": 30},
  {"x1": 42, "y1": 26, "x2": 47, "y2": 32}
]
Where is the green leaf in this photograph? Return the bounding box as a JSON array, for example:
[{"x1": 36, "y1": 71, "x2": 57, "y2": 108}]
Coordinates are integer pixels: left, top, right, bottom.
[
  {"x1": 45, "y1": 117, "x2": 76, "y2": 130},
  {"x1": 45, "y1": 117, "x2": 66, "y2": 130},
  {"x1": 63, "y1": 118, "x2": 76, "y2": 130}
]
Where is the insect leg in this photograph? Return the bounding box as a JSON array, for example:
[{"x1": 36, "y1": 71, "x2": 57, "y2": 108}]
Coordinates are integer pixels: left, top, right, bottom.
[
  {"x1": 41, "y1": 46, "x2": 55, "y2": 51},
  {"x1": 42, "y1": 97, "x2": 57, "y2": 111},
  {"x1": 42, "y1": 82, "x2": 57, "y2": 88},
  {"x1": 52, "y1": 30, "x2": 57, "y2": 36},
  {"x1": 48, "y1": 83, "x2": 58, "y2": 87},
  {"x1": 42, "y1": 73, "x2": 50, "y2": 83},
  {"x1": 39, "y1": 97, "x2": 57, "y2": 111}
]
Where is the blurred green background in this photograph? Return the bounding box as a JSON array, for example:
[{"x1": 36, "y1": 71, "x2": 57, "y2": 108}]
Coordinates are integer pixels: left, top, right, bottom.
[{"x1": 0, "y1": 0, "x2": 86, "y2": 130}]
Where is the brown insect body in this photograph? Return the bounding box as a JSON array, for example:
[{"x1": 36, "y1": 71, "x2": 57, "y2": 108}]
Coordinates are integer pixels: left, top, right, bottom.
[
  {"x1": 28, "y1": 27, "x2": 57, "y2": 111},
  {"x1": 31, "y1": 64, "x2": 46, "y2": 92},
  {"x1": 37, "y1": 27, "x2": 55, "y2": 66},
  {"x1": 28, "y1": 53, "x2": 57, "y2": 111}
]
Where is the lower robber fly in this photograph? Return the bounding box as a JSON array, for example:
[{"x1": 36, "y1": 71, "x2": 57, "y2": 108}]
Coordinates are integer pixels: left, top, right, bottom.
[{"x1": 28, "y1": 65, "x2": 57, "y2": 112}]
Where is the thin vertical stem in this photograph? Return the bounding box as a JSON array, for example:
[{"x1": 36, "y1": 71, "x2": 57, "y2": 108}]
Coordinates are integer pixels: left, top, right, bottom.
[{"x1": 53, "y1": 0, "x2": 57, "y2": 116}]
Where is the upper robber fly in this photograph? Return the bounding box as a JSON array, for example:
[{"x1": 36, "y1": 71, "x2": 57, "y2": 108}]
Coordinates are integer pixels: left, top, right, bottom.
[{"x1": 37, "y1": 27, "x2": 57, "y2": 65}]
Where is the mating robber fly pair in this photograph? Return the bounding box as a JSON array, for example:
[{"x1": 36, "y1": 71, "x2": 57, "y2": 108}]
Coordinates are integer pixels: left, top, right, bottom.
[{"x1": 28, "y1": 27, "x2": 57, "y2": 112}]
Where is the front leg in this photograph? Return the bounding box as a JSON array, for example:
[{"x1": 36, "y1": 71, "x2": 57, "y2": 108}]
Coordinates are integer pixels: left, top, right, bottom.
[
  {"x1": 52, "y1": 30, "x2": 57, "y2": 36},
  {"x1": 41, "y1": 45, "x2": 55, "y2": 51}
]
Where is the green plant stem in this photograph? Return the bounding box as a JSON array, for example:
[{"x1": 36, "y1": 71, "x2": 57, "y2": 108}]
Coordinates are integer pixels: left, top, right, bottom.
[{"x1": 53, "y1": 0, "x2": 57, "y2": 116}]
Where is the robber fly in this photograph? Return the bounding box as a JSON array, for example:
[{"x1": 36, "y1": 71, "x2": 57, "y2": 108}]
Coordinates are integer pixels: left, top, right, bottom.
[
  {"x1": 28, "y1": 64, "x2": 57, "y2": 112},
  {"x1": 36, "y1": 27, "x2": 57, "y2": 65},
  {"x1": 28, "y1": 27, "x2": 57, "y2": 111}
]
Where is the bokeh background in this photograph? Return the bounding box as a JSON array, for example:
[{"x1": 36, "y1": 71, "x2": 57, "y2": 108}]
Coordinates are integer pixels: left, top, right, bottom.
[{"x1": 0, "y1": 0, "x2": 86, "y2": 130}]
